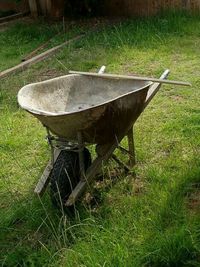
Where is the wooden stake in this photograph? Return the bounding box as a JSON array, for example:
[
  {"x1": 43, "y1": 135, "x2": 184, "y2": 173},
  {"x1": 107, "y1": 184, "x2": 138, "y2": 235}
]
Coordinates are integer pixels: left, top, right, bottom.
[{"x1": 127, "y1": 128, "x2": 136, "y2": 167}]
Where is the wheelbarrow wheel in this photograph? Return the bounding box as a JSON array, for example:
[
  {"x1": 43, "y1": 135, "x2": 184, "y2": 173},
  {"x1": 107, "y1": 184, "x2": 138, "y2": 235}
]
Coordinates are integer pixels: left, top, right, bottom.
[{"x1": 50, "y1": 148, "x2": 91, "y2": 209}]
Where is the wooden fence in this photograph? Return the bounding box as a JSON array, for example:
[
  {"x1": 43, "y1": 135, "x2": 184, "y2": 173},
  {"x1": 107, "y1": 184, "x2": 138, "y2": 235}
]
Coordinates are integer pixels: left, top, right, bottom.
[
  {"x1": 1, "y1": 0, "x2": 199, "y2": 19},
  {"x1": 103, "y1": 0, "x2": 200, "y2": 16},
  {"x1": 0, "y1": 0, "x2": 28, "y2": 14}
]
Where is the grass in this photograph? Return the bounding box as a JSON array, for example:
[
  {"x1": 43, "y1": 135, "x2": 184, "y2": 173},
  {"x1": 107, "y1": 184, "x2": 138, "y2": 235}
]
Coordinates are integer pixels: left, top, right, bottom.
[
  {"x1": 0, "y1": 11, "x2": 200, "y2": 266},
  {"x1": 0, "y1": 18, "x2": 96, "y2": 72},
  {"x1": 0, "y1": 19, "x2": 60, "y2": 71}
]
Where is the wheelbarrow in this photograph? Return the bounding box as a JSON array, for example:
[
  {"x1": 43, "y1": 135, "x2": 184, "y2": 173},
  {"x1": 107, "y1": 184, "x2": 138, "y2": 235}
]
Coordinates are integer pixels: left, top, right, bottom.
[{"x1": 17, "y1": 66, "x2": 190, "y2": 207}]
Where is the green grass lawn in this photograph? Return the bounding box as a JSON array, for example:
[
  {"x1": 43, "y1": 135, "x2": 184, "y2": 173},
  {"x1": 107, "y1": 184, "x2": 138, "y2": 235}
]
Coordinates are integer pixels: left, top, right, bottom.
[
  {"x1": 0, "y1": 19, "x2": 60, "y2": 71},
  {"x1": 0, "y1": 12, "x2": 200, "y2": 267},
  {"x1": 0, "y1": 18, "x2": 95, "y2": 72}
]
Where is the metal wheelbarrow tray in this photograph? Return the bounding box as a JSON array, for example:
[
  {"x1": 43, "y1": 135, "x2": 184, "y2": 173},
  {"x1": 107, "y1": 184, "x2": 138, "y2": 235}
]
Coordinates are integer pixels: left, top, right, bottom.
[
  {"x1": 18, "y1": 67, "x2": 170, "y2": 207},
  {"x1": 18, "y1": 74, "x2": 152, "y2": 144}
]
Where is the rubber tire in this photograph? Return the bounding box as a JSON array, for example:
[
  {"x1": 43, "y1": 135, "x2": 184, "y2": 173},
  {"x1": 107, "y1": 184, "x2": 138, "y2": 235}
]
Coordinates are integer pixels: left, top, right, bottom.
[{"x1": 50, "y1": 148, "x2": 91, "y2": 209}]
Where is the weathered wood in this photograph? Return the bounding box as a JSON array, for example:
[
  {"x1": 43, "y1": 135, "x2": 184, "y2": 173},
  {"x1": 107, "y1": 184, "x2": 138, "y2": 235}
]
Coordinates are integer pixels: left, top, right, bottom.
[
  {"x1": 68, "y1": 71, "x2": 191, "y2": 87},
  {"x1": 66, "y1": 141, "x2": 119, "y2": 206},
  {"x1": 0, "y1": 12, "x2": 27, "y2": 23},
  {"x1": 144, "y1": 69, "x2": 170, "y2": 108},
  {"x1": 34, "y1": 149, "x2": 61, "y2": 196},
  {"x1": 112, "y1": 154, "x2": 130, "y2": 172},
  {"x1": 127, "y1": 128, "x2": 136, "y2": 167},
  {"x1": 65, "y1": 180, "x2": 87, "y2": 206},
  {"x1": 28, "y1": 0, "x2": 38, "y2": 18},
  {"x1": 103, "y1": 0, "x2": 200, "y2": 17},
  {"x1": 118, "y1": 146, "x2": 132, "y2": 156},
  {"x1": 77, "y1": 132, "x2": 86, "y2": 181},
  {"x1": 0, "y1": 34, "x2": 84, "y2": 79},
  {"x1": 0, "y1": 0, "x2": 29, "y2": 16},
  {"x1": 46, "y1": 0, "x2": 65, "y2": 18},
  {"x1": 46, "y1": 0, "x2": 52, "y2": 16}
]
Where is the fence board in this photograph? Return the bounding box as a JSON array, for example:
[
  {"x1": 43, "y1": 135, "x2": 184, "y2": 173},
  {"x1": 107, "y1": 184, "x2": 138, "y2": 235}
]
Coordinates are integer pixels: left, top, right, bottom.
[{"x1": 103, "y1": 0, "x2": 200, "y2": 16}]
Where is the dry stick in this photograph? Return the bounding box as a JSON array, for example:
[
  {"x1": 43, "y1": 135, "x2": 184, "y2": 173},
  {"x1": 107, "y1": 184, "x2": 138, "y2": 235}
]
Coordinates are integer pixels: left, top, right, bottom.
[
  {"x1": 21, "y1": 32, "x2": 61, "y2": 61},
  {"x1": 69, "y1": 71, "x2": 191, "y2": 87},
  {"x1": 0, "y1": 34, "x2": 84, "y2": 79}
]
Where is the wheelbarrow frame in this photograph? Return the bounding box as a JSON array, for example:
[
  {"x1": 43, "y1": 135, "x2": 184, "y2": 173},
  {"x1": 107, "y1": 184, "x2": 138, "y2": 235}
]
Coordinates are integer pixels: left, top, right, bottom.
[{"x1": 34, "y1": 67, "x2": 170, "y2": 206}]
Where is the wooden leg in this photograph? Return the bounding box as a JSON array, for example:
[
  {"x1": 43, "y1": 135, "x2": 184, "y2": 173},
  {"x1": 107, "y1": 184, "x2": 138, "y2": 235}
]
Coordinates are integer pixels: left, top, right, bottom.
[
  {"x1": 66, "y1": 129, "x2": 135, "y2": 206},
  {"x1": 77, "y1": 132, "x2": 85, "y2": 181},
  {"x1": 65, "y1": 70, "x2": 171, "y2": 206},
  {"x1": 127, "y1": 127, "x2": 136, "y2": 167},
  {"x1": 65, "y1": 141, "x2": 119, "y2": 206},
  {"x1": 34, "y1": 148, "x2": 61, "y2": 196},
  {"x1": 112, "y1": 154, "x2": 130, "y2": 172}
]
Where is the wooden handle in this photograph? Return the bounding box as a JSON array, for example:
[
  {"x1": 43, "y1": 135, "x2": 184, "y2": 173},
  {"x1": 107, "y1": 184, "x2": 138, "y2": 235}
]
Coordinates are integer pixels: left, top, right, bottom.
[{"x1": 69, "y1": 70, "x2": 191, "y2": 87}]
